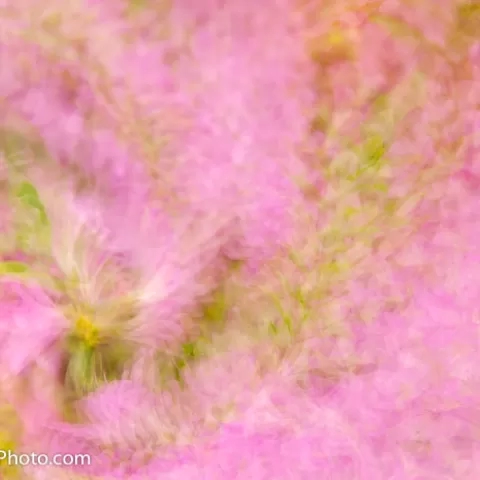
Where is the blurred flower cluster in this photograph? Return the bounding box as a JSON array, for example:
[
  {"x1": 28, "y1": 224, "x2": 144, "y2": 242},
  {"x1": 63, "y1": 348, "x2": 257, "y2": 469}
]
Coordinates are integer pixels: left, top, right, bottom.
[{"x1": 0, "y1": 0, "x2": 479, "y2": 478}]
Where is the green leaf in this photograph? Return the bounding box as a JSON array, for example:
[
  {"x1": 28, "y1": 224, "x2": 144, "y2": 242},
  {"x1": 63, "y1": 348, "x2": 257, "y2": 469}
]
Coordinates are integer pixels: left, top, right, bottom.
[
  {"x1": 269, "y1": 293, "x2": 294, "y2": 335},
  {"x1": 0, "y1": 128, "x2": 31, "y2": 166},
  {"x1": 203, "y1": 288, "x2": 227, "y2": 325},
  {"x1": 15, "y1": 182, "x2": 48, "y2": 224},
  {"x1": 268, "y1": 322, "x2": 278, "y2": 335},
  {"x1": 97, "y1": 343, "x2": 133, "y2": 382},
  {"x1": 182, "y1": 342, "x2": 197, "y2": 359},
  {"x1": 65, "y1": 344, "x2": 96, "y2": 395},
  {"x1": 173, "y1": 358, "x2": 186, "y2": 382},
  {"x1": 363, "y1": 135, "x2": 386, "y2": 167},
  {"x1": 0, "y1": 261, "x2": 29, "y2": 275}
]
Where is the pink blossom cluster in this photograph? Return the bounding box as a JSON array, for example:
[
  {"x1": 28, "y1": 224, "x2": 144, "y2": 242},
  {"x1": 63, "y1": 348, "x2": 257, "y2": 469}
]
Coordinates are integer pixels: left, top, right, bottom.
[{"x1": 0, "y1": 0, "x2": 479, "y2": 479}]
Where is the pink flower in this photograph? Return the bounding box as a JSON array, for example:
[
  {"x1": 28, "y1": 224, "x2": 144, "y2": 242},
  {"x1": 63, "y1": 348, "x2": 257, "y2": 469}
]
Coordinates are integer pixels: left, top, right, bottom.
[
  {"x1": 1, "y1": 0, "x2": 480, "y2": 479},
  {"x1": 0, "y1": 281, "x2": 67, "y2": 378}
]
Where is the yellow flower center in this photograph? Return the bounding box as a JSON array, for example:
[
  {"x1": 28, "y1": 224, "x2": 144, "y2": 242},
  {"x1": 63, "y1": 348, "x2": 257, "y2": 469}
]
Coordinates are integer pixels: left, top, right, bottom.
[
  {"x1": 75, "y1": 315, "x2": 99, "y2": 348},
  {"x1": 326, "y1": 29, "x2": 348, "y2": 48}
]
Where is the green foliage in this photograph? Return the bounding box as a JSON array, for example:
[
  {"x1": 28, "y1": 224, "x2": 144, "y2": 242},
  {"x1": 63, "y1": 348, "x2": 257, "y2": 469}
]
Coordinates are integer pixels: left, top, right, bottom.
[
  {"x1": 10, "y1": 180, "x2": 51, "y2": 254},
  {"x1": 64, "y1": 338, "x2": 134, "y2": 397},
  {"x1": 15, "y1": 182, "x2": 48, "y2": 225},
  {"x1": 182, "y1": 342, "x2": 197, "y2": 359},
  {"x1": 0, "y1": 128, "x2": 32, "y2": 169},
  {"x1": 362, "y1": 135, "x2": 386, "y2": 169},
  {"x1": 172, "y1": 341, "x2": 199, "y2": 383},
  {"x1": 0, "y1": 261, "x2": 29, "y2": 275},
  {"x1": 268, "y1": 322, "x2": 278, "y2": 335},
  {"x1": 202, "y1": 287, "x2": 227, "y2": 326},
  {"x1": 64, "y1": 342, "x2": 97, "y2": 396}
]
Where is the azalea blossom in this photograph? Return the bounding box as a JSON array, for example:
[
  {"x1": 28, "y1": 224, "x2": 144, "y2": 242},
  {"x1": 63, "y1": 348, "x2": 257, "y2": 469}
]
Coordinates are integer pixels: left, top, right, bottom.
[{"x1": 0, "y1": 0, "x2": 479, "y2": 479}]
